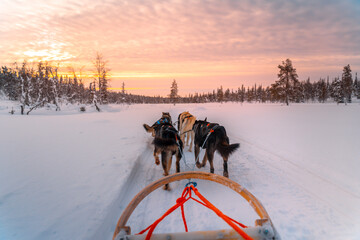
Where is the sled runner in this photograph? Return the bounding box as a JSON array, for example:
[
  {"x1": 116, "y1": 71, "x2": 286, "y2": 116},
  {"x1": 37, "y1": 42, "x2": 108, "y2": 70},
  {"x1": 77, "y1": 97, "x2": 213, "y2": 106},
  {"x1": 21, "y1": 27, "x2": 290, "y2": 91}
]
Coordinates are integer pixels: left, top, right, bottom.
[{"x1": 113, "y1": 171, "x2": 281, "y2": 240}]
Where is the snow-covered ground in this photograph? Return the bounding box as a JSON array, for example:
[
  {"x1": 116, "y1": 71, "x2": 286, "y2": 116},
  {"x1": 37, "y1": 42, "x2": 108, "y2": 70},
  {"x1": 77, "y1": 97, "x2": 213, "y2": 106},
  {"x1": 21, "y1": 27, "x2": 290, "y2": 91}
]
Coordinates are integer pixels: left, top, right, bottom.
[{"x1": 1, "y1": 102, "x2": 359, "y2": 240}]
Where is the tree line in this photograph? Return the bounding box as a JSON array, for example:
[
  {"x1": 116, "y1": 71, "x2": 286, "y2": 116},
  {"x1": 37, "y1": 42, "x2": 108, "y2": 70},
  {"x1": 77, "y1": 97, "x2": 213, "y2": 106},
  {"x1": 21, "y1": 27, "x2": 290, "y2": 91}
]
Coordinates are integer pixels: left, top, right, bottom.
[
  {"x1": 170, "y1": 59, "x2": 359, "y2": 105},
  {"x1": 0, "y1": 53, "x2": 112, "y2": 114},
  {"x1": 0, "y1": 58, "x2": 359, "y2": 114}
]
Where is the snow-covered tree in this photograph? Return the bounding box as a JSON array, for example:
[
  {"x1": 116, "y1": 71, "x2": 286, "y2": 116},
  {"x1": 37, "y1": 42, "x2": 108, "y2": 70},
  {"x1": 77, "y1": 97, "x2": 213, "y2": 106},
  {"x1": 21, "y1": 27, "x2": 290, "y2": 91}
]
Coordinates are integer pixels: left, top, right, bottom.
[
  {"x1": 93, "y1": 52, "x2": 110, "y2": 104},
  {"x1": 316, "y1": 78, "x2": 328, "y2": 103},
  {"x1": 353, "y1": 72, "x2": 359, "y2": 99},
  {"x1": 169, "y1": 79, "x2": 179, "y2": 104},
  {"x1": 303, "y1": 77, "x2": 314, "y2": 102},
  {"x1": 0, "y1": 66, "x2": 18, "y2": 101},
  {"x1": 331, "y1": 77, "x2": 344, "y2": 104},
  {"x1": 342, "y1": 64, "x2": 353, "y2": 103}
]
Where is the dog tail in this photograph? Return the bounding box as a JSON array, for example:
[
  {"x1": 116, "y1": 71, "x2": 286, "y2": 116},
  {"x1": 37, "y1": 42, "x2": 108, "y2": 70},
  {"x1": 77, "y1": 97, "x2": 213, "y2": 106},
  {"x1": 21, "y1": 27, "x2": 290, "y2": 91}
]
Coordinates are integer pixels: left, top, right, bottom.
[
  {"x1": 153, "y1": 137, "x2": 177, "y2": 147},
  {"x1": 217, "y1": 142, "x2": 240, "y2": 158},
  {"x1": 143, "y1": 124, "x2": 153, "y2": 133}
]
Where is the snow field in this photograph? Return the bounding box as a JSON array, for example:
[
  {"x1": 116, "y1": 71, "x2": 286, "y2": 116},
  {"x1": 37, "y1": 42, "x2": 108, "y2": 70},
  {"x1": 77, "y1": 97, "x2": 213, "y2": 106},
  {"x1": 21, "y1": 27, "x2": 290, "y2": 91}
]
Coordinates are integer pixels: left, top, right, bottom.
[{"x1": 1, "y1": 102, "x2": 360, "y2": 240}]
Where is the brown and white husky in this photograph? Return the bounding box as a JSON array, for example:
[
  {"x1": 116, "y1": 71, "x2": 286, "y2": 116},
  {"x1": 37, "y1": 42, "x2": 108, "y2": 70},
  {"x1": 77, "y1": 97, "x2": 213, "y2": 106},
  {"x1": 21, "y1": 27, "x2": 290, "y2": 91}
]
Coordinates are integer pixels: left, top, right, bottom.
[{"x1": 177, "y1": 111, "x2": 196, "y2": 152}]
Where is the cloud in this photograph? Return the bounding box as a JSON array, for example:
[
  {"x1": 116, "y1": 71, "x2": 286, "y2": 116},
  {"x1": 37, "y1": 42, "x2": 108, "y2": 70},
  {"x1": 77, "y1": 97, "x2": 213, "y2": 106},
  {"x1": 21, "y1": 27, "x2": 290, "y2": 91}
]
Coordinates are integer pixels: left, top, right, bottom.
[{"x1": 0, "y1": 0, "x2": 359, "y2": 86}]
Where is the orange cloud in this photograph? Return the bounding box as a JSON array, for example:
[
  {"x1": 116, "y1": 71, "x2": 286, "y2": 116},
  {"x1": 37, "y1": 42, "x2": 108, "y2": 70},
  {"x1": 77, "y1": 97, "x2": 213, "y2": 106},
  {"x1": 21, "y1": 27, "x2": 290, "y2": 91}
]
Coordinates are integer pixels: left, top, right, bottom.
[{"x1": 0, "y1": 0, "x2": 359, "y2": 96}]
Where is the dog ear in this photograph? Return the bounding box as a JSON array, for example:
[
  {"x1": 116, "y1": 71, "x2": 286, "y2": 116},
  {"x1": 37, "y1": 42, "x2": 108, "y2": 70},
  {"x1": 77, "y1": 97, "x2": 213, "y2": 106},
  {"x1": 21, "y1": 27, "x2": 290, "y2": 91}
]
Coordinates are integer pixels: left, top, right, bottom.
[{"x1": 204, "y1": 117, "x2": 207, "y2": 122}]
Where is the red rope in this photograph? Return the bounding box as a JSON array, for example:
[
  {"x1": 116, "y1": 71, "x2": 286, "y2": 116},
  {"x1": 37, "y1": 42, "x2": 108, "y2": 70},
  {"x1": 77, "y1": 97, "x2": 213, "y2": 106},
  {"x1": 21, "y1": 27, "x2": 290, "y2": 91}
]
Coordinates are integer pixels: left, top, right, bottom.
[
  {"x1": 136, "y1": 185, "x2": 253, "y2": 240},
  {"x1": 191, "y1": 186, "x2": 253, "y2": 240}
]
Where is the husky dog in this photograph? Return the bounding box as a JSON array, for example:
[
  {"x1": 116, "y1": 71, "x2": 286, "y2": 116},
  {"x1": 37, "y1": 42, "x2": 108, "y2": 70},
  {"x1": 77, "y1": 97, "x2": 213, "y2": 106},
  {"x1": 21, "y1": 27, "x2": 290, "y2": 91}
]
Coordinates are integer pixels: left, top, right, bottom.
[
  {"x1": 143, "y1": 112, "x2": 172, "y2": 165},
  {"x1": 193, "y1": 119, "x2": 239, "y2": 177},
  {"x1": 153, "y1": 122, "x2": 183, "y2": 190},
  {"x1": 177, "y1": 111, "x2": 196, "y2": 152},
  {"x1": 143, "y1": 112, "x2": 172, "y2": 137}
]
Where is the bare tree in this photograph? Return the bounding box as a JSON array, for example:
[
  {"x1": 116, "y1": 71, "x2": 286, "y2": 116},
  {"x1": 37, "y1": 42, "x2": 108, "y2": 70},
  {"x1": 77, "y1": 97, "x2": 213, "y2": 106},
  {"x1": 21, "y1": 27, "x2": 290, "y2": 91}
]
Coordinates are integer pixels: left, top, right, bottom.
[{"x1": 93, "y1": 52, "x2": 110, "y2": 104}]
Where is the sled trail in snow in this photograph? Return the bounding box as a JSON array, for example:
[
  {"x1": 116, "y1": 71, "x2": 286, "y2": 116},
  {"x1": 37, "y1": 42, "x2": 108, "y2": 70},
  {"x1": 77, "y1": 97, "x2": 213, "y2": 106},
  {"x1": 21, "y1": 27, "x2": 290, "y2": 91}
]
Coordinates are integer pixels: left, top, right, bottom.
[
  {"x1": 229, "y1": 134, "x2": 360, "y2": 240},
  {"x1": 99, "y1": 142, "x2": 260, "y2": 240},
  {"x1": 104, "y1": 133, "x2": 360, "y2": 240}
]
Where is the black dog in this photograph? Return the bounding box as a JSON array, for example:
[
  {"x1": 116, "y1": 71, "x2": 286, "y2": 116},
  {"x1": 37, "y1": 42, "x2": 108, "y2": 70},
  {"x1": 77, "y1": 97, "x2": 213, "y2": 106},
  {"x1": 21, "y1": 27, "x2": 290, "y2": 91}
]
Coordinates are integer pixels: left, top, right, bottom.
[
  {"x1": 153, "y1": 122, "x2": 183, "y2": 190},
  {"x1": 143, "y1": 112, "x2": 172, "y2": 137},
  {"x1": 143, "y1": 112, "x2": 173, "y2": 166},
  {"x1": 193, "y1": 119, "x2": 239, "y2": 177},
  {"x1": 143, "y1": 113, "x2": 183, "y2": 190}
]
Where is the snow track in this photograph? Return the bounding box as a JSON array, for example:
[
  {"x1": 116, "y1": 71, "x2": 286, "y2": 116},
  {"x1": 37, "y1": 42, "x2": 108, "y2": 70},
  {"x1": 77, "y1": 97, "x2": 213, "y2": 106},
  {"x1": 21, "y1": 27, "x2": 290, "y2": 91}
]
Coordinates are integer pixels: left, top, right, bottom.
[
  {"x1": 98, "y1": 133, "x2": 360, "y2": 240},
  {"x1": 94, "y1": 140, "x2": 260, "y2": 240}
]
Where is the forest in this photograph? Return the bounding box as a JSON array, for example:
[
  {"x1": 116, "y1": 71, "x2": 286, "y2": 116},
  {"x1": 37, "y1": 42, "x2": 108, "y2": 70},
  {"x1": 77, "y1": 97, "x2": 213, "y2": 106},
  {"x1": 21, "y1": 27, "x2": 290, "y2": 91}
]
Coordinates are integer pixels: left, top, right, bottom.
[{"x1": 0, "y1": 58, "x2": 359, "y2": 114}]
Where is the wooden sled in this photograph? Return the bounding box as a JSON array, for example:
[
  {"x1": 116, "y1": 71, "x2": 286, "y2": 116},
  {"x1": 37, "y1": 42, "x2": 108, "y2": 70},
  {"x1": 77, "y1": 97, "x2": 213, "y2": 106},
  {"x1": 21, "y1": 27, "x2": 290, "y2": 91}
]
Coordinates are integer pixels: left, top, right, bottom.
[{"x1": 113, "y1": 171, "x2": 281, "y2": 240}]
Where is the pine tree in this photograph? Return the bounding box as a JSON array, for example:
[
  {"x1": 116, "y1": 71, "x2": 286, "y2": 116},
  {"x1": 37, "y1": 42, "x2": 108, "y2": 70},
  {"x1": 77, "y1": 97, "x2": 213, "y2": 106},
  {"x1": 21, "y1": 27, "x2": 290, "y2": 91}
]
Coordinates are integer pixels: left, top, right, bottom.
[
  {"x1": 0, "y1": 66, "x2": 18, "y2": 101},
  {"x1": 275, "y1": 59, "x2": 299, "y2": 105},
  {"x1": 342, "y1": 64, "x2": 353, "y2": 103},
  {"x1": 317, "y1": 78, "x2": 328, "y2": 103},
  {"x1": 121, "y1": 82, "x2": 125, "y2": 94},
  {"x1": 224, "y1": 88, "x2": 230, "y2": 101},
  {"x1": 303, "y1": 78, "x2": 314, "y2": 102},
  {"x1": 217, "y1": 86, "x2": 224, "y2": 102},
  {"x1": 331, "y1": 77, "x2": 344, "y2": 104},
  {"x1": 169, "y1": 79, "x2": 179, "y2": 104},
  {"x1": 354, "y1": 73, "x2": 359, "y2": 99}
]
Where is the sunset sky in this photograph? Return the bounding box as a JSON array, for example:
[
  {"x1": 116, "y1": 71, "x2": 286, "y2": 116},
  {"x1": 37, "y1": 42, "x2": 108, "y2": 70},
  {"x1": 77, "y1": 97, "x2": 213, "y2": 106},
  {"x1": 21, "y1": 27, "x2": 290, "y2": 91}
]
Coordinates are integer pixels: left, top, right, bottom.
[{"x1": 0, "y1": 0, "x2": 359, "y2": 96}]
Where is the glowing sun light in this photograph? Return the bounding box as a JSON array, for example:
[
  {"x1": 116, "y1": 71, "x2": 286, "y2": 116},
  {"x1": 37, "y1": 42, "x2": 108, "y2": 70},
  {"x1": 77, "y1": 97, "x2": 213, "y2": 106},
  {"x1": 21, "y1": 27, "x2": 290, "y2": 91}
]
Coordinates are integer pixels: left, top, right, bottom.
[{"x1": 19, "y1": 49, "x2": 75, "y2": 62}]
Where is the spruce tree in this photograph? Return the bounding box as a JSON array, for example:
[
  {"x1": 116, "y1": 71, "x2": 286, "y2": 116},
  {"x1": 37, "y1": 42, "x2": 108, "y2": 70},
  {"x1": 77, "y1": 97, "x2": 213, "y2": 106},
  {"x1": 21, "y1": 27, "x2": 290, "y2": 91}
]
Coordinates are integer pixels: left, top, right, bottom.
[
  {"x1": 342, "y1": 64, "x2": 353, "y2": 103},
  {"x1": 354, "y1": 73, "x2": 360, "y2": 99},
  {"x1": 275, "y1": 59, "x2": 299, "y2": 105},
  {"x1": 217, "y1": 86, "x2": 224, "y2": 102},
  {"x1": 317, "y1": 78, "x2": 327, "y2": 103},
  {"x1": 303, "y1": 78, "x2": 313, "y2": 102},
  {"x1": 331, "y1": 77, "x2": 344, "y2": 104},
  {"x1": 169, "y1": 79, "x2": 179, "y2": 104}
]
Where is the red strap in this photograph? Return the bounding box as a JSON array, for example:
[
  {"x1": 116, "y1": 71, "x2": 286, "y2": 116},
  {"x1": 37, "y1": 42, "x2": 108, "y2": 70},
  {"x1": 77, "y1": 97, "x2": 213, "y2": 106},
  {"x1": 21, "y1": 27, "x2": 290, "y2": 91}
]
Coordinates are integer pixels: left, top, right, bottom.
[
  {"x1": 137, "y1": 185, "x2": 253, "y2": 240},
  {"x1": 191, "y1": 186, "x2": 253, "y2": 240}
]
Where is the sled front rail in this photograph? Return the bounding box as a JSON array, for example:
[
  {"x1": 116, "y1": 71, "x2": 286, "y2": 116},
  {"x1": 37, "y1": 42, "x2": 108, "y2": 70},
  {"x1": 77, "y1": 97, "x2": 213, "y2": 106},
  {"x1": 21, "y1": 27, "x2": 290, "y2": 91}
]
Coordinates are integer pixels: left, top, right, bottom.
[
  {"x1": 115, "y1": 226, "x2": 276, "y2": 240},
  {"x1": 113, "y1": 171, "x2": 281, "y2": 240}
]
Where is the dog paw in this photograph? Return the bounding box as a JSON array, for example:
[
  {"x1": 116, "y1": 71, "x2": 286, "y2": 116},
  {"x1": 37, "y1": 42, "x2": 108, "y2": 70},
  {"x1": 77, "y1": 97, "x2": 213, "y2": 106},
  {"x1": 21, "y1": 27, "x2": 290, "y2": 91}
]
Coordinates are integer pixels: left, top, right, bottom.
[
  {"x1": 155, "y1": 160, "x2": 160, "y2": 165},
  {"x1": 163, "y1": 184, "x2": 171, "y2": 191},
  {"x1": 223, "y1": 172, "x2": 229, "y2": 178},
  {"x1": 196, "y1": 162, "x2": 202, "y2": 168}
]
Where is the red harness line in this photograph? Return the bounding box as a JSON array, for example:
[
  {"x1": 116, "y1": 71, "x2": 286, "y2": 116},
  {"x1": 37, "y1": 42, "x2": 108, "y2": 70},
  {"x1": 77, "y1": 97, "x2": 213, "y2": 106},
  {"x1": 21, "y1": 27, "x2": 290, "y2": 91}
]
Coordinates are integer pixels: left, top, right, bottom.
[{"x1": 136, "y1": 185, "x2": 253, "y2": 240}]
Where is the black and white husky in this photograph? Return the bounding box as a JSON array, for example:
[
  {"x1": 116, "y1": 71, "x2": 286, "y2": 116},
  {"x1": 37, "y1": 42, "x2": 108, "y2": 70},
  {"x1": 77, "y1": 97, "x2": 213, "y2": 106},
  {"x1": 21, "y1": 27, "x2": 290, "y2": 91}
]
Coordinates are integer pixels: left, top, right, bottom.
[
  {"x1": 143, "y1": 112, "x2": 172, "y2": 137},
  {"x1": 193, "y1": 119, "x2": 239, "y2": 177},
  {"x1": 143, "y1": 113, "x2": 183, "y2": 190}
]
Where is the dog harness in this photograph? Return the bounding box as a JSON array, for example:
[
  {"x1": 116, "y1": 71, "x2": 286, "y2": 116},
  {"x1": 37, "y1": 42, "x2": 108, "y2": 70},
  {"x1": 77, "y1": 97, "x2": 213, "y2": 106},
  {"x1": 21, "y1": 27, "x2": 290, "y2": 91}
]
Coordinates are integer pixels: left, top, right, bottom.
[
  {"x1": 206, "y1": 123, "x2": 219, "y2": 135},
  {"x1": 182, "y1": 114, "x2": 193, "y2": 122},
  {"x1": 156, "y1": 118, "x2": 169, "y2": 125},
  {"x1": 195, "y1": 122, "x2": 219, "y2": 149}
]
